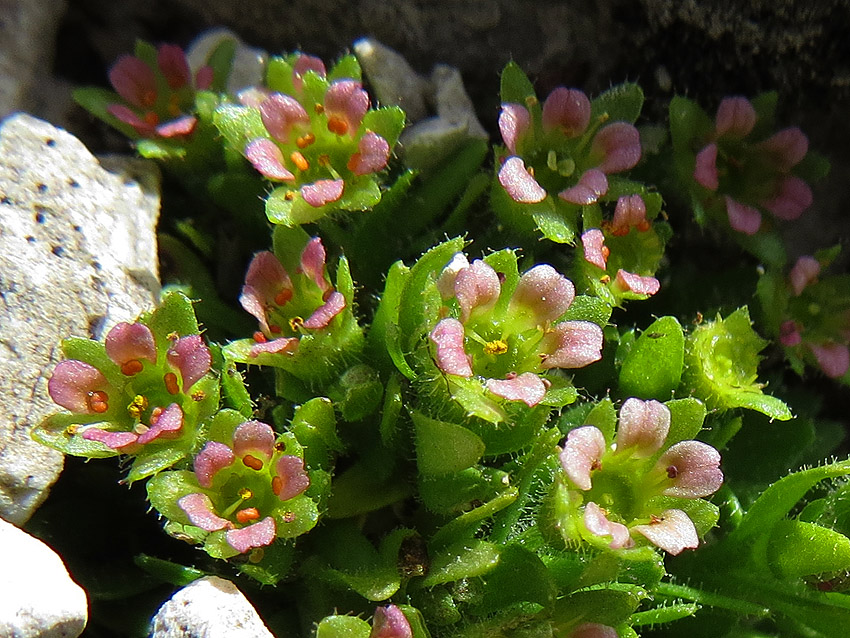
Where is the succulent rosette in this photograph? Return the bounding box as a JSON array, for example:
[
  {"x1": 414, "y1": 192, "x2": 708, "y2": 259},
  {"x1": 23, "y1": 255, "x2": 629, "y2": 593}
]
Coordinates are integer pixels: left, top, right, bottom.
[
  {"x1": 33, "y1": 292, "x2": 220, "y2": 481},
  {"x1": 424, "y1": 249, "x2": 605, "y2": 426},
  {"x1": 492, "y1": 62, "x2": 644, "y2": 244},
  {"x1": 213, "y1": 52, "x2": 405, "y2": 226},
  {"x1": 223, "y1": 227, "x2": 363, "y2": 386},
  {"x1": 670, "y1": 93, "x2": 829, "y2": 254},
  {"x1": 552, "y1": 398, "x2": 723, "y2": 555},
  {"x1": 575, "y1": 193, "x2": 671, "y2": 305},
  {"x1": 147, "y1": 409, "x2": 319, "y2": 561}
]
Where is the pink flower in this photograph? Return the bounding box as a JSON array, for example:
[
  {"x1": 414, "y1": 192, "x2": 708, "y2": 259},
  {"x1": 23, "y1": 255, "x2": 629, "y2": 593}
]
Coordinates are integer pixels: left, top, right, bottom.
[
  {"x1": 789, "y1": 256, "x2": 820, "y2": 296},
  {"x1": 616, "y1": 398, "x2": 670, "y2": 457},
  {"x1": 324, "y1": 80, "x2": 370, "y2": 136},
  {"x1": 583, "y1": 501, "x2": 633, "y2": 549},
  {"x1": 591, "y1": 122, "x2": 642, "y2": 174},
  {"x1": 498, "y1": 157, "x2": 547, "y2": 204},
  {"x1": 166, "y1": 335, "x2": 212, "y2": 391},
  {"x1": 499, "y1": 104, "x2": 532, "y2": 154},
  {"x1": 486, "y1": 372, "x2": 548, "y2": 407},
  {"x1": 370, "y1": 605, "x2": 412, "y2": 638},
  {"x1": 347, "y1": 131, "x2": 391, "y2": 175},
  {"x1": 693, "y1": 143, "x2": 719, "y2": 190},
  {"x1": 610, "y1": 194, "x2": 649, "y2": 235},
  {"x1": 302, "y1": 179, "x2": 345, "y2": 207},
  {"x1": 430, "y1": 318, "x2": 473, "y2": 377},
  {"x1": 657, "y1": 440, "x2": 724, "y2": 498},
  {"x1": 258, "y1": 93, "x2": 310, "y2": 145},
  {"x1": 48, "y1": 360, "x2": 112, "y2": 414},
  {"x1": 809, "y1": 342, "x2": 850, "y2": 379},
  {"x1": 614, "y1": 270, "x2": 661, "y2": 296},
  {"x1": 558, "y1": 169, "x2": 609, "y2": 205},
  {"x1": 541, "y1": 88, "x2": 591, "y2": 138},
  {"x1": 291, "y1": 53, "x2": 327, "y2": 92},
  {"x1": 581, "y1": 229, "x2": 608, "y2": 270},
  {"x1": 715, "y1": 96, "x2": 756, "y2": 138},
  {"x1": 559, "y1": 426, "x2": 607, "y2": 491},
  {"x1": 631, "y1": 509, "x2": 699, "y2": 555}
]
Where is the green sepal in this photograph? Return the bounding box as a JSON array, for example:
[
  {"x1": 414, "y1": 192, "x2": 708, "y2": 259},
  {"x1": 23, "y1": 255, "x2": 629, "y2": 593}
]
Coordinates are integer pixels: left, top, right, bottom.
[
  {"x1": 205, "y1": 37, "x2": 236, "y2": 92},
  {"x1": 581, "y1": 398, "x2": 618, "y2": 444},
  {"x1": 749, "y1": 91, "x2": 779, "y2": 140},
  {"x1": 212, "y1": 104, "x2": 267, "y2": 154},
  {"x1": 500, "y1": 61, "x2": 536, "y2": 104},
  {"x1": 136, "y1": 139, "x2": 187, "y2": 160},
  {"x1": 147, "y1": 469, "x2": 200, "y2": 523},
  {"x1": 531, "y1": 197, "x2": 578, "y2": 244},
  {"x1": 147, "y1": 291, "x2": 202, "y2": 356},
  {"x1": 561, "y1": 294, "x2": 613, "y2": 328},
  {"x1": 362, "y1": 106, "x2": 406, "y2": 147},
  {"x1": 590, "y1": 82, "x2": 644, "y2": 124},
  {"x1": 795, "y1": 149, "x2": 831, "y2": 182},
  {"x1": 668, "y1": 95, "x2": 712, "y2": 153},
  {"x1": 551, "y1": 586, "x2": 646, "y2": 633},
  {"x1": 328, "y1": 54, "x2": 362, "y2": 82},
  {"x1": 205, "y1": 408, "x2": 248, "y2": 444},
  {"x1": 265, "y1": 56, "x2": 297, "y2": 94},
  {"x1": 72, "y1": 86, "x2": 139, "y2": 139},
  {"x1": 127, "y1": 446, "x2": 188, "y2": 483},
  {"x1": 239, "y1": 540, "x2": 296, "y2": 585},
  {"x1": 31, "y1": 413, "x2": 119, "y2": 458},
  {"x1": 422, "y1": 540, "x2": 501, "y2": 587},
  {"x1": 619, "y1": 316, "x2": 684, "y2": 400},
  {"x1": 767, "y1": 519, "x2": 850, "y2": 579},
  {"x1": 664, "y1": 397, "x2": 706, "y2": 447},
  {"x1": 413, "y1": 411, "x2": 485, "y2": 476},
  {"x1": 133, "y1": 554, "x2": 205, "y2": 587},
  {"x1": 289, "y1": 397, "x2": 343, "y2": 471},
  {"x1": 315, "y1": 615, "x2": 372, "y2": 638},
  {"x1": 275, "y1": 494, "x2": 320, "y2": 539}
]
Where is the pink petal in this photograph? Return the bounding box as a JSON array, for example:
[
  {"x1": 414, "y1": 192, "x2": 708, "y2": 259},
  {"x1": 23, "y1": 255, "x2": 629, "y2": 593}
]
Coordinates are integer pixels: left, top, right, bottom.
[
  {"x1": 541, "y1": 87, "x2": 591, "y2": 137},
  {"x1": 274, "y1": 455, "x2": 311, "y2": 501},
  {"x1": 156, "y1": 116, "x2": 198, "y2": 138},
  {"x1": 511, "y1": 264, "x2": 576, "y2": 323},
  {"x1": 245, "y1": 138, "x2": 296, "y2": 182},
  {"x1": 498, "y1": 157, "x2": 547, "y2": 203},
  {"x1": 725, "y1": 197, "x2": 762, "y2": 235},
  {"x1": 301, "y1": 179, "x2": 344, "y2": 207},
  {"x1": 486, "y1": 372, "x2": 547, "y2": 407},
  {"x1": 194, "y1": 441, "x2": 236, "y2": 488},
  {"x1": 167, "y1": 335, "x2": 212, "y2": 391},
  {"x1": 759, "y1": 127, "x2": 808, "y2": 170},
  {"x1": 430, "y1": 318, "x2": 473, "y2": 377},
  {"x1": 779, "y1": 320, "x2": 802, "y2": 347},
  {"x1": 157, "y1": 44, "x2": 191, "y2": 90},
  {"x1": 109, "y1": 55, "x2": 157, "y2": 108},
  {"x1": 583, "y1": 501, "x2": 634, "y2": 549},
  {"x1": 105, "y1": 322, "x2": 157, "y2": 369},
  {"x1": 436, "y1": 253, "x2": 471, "y2": 299},
  {"x1": 249, "y1": 337, "x2": 300, "y2": 357},
  {"x1": 107, "y1": 104, "x2": 156, "y2": 137},
  {"x1": 789, "y1": 255, "x2": 821, "y2": 296},
  {"x1": 242, "y1": 251, "x2": 293, "y2": 319},
  {"x1": 48, "y1": 360, "x2": 110, "y2": 414},
  {"x1": 617, "y1": 398, "x2": 671, "y2": 457},
  {"x1": 455, "y1": 259, "x2": 501, "y2": 322},
  {"x1": 303, "y1": 291, "x2": 347, "y2": 329},
  {"x1": 541, "y1": 321, "x2": 604, "y2": 369},
  {"x1": 558, "y1": 168, "x2": 608, "y2": 205},
  {"x1": 592, "y1": 122, "x2": 641, "y2": 173},
  {"x1": 614, "y1": 270, "x2": 660, "y2": 296},
  {"x1": 324, "y1": 80, "x2": 370, "y2": 133},
  {"x1": 299, "y1": 238, "x2": 332, "y2": 294},
  {"x1": 658, "y1": 440, "x2": 723, "y2": 498},
  {"x1": 137, "y1": 403, "x2": 184, "y2": 445},
  {"x1": 761, "y1": 176, "x2": 812, "y2": 220},
  {"x1": 715, "y1": 96, "x2": 756, "y2": 138},
  {"x1": 570, "y1": 623, "x2": 619, "y2": 638},
  {"x1": 809, "y1": 343, "x2": 850, "y2": 379},
  {"x1": 559, "y1": 425, "x2": 606, "y2": 491},
  {"x1": 632, "y1": 509, "x2": 699, "y2": 555},
  {"x1": 371, "y1": 605, "x2": 413, "y2": 638},
  {"x1": 259, "y1": 93, "x2": 310, "y2": 143},
  {"x1": 233, "y1": 420, "x2": 276, "y2": 461},
  {"x1": 178, "y1": 493, "x2": 231, "y2": 532},
  {"x1": 195, "y1": 65, "x2": 214, "y2": 91},
  {"x1": 292, "y1": 53, "x2": 327, "y2": 92},
  {"x1": 581, "y1": 229, "x2": 608, "y2": 270},
  {"x1": 226, "y1": 516, "x2": 276, "y2": 553},
  {"x1": 611, "y1": 194, "x2": 647, "y2": 234},
  {"x1": 348, "y1": 132, "x2": 391, "y2": 175},
  {"x1": 693, "y1": 144, "x2": 719, "y2": 190},
  {"x1": 498, "y1": 104, "x2": 531, "y2": 154},
  {"x1": 80, "y1": 428, "x2": 139, "y2": 452}
]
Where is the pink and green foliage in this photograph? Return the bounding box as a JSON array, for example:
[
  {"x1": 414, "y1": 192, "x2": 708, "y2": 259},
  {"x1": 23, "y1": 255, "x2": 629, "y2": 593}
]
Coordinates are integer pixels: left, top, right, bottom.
[
  {"x1": 147, "y1": 410, "x2": 318, "y2": 559},
  {"x1": 34, "y1": 292, "x2": 220, "y2": 482},
  {"x1": 213, "y1": 53, "x2": 405, "y2": 225},
  {"x1": 554, "y1": 398, "x2": 722, "y2": 555}
]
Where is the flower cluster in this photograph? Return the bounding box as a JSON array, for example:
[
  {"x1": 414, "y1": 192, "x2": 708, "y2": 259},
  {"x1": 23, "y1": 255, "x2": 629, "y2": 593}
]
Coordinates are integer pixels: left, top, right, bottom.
[
  {"x1": 779, "y1": 255, "x2": 850, "y2": 379},
  {"x1": 226, "y1": 53, "x2": 404, "y2": 225},
  {"x1": 577, "y1": 194, "x2": 666, "y2": 304},
  {"x1": 106, "y1": 43, "x2": 214, "y2": 139},
  {"x1": 36, "y1": 293, "x2": 219, "y2": 480},
  {"x1": 687, "y1": 96, "x2": 813, "y2": 235},
  {"x1": 147, "y1": 412, "x2": 319, "y2": 558},
  {"x1": 557, "y1": 398, "x2": 723, "y2": 555},
  {"x1": 429, "y1": 253, "x2": 604, "y2": 414}
]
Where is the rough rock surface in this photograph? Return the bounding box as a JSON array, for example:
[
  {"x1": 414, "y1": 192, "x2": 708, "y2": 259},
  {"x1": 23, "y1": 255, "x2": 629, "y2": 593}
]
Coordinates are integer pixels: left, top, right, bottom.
[
  {"x1": 0, "y1": 113, "x2": 160, "y2": 525},
  {"x1": 149, "y1": 576, "x2": 275, "y2": 638},
  {"x1": 0, "y1": 517, "x2": 88, "y2": 637}
]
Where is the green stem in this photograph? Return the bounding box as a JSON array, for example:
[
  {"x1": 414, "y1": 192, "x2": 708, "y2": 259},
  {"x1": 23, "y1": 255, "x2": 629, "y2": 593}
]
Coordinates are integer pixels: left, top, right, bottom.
[{"x1": 655, "y1": 582, "x2": 770, "y2": 618}]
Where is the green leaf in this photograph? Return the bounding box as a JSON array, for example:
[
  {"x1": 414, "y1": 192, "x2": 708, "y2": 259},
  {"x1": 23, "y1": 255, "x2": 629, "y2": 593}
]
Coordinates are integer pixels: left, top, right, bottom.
[
  {"x1": 133, "y1": 554, "x2": 205, "y2": 586},
  {"x1": 531, "y1": 199, "x2": 577, "y2": 244},
  {"x1": 413, "y1": 411, "x2": 485, "y2": 476},
  {"x1": 500, "y1": 61, "x2": 536, "y2": 104},
  {"x1": 768, "y1": 520, "x2": 850, "y2": 579},
  {"x1": 127, "y1": 446, "x2": 187, "y2": 483},
  {"x1": 316, "y1": 615, "x2": 371, "y2": 638},
  {"x1": 31, "y1": 413, "x2": 119, "y2": 459},
  {"x1": 664, "y1": 397, "x2": 706, "y2": 446},
  {"x1": 475, "y1": 544, "x2": 556, "y2": 614},
  {"x1": 422, "y1": 540, "x2": 501, "y2": 587},
  {"x1": 551, "y1": 587, "x2": 645, "y2": 632},
  {"x1": 362, "y1": 106, "x2": 406, "y2": 147},
  {"x1": 668, "y1": 95, "x2": 712, "y2": 152},
  {"x1": 326, "y1": 462, "x2": 413, "y2": 519},
  {"x1": 136, "y1": 139, "x2": 186, "y2": 160},
  {"x1": 619, "y1": 316, "x2": 684, "y2": 400},
  {"x1": 369, "y1": 260, "x2": 416, "y2": 379},
  {"x1": 590, "y1": 82, "x2": 644, "y2": 124},
  {"x1": 329, "y1": 54, "x2": 362, "y2": 82},
  {"x1": 265, "y1": 56, "x2": 296, "y2": 94},
  {"x1": 146, "y1": 470, "x2": 200, "y2": 523},
  {"x1": 212, "y1": 105, "x2": 267, "y2": 153},
  {"x1": 338, "y1": 177, "x2": 382, "y2": 211}
]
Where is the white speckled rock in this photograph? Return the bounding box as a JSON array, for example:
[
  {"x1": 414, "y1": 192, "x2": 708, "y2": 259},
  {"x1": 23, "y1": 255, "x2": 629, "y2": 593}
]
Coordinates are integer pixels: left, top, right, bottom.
[
  {"x1": 0, "y1": 517, "x2": 88, "y2": 637},
  {"x1": 149, "y1": 576, "x2": 275, "y2": 638},
  {"x1": 0, "y1": 113, "x2": 161, "y2": 525}
]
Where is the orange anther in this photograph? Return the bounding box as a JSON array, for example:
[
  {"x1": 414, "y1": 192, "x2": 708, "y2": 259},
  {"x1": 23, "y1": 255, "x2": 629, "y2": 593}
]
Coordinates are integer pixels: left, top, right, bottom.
[
  {"x1": 150, "y1": 406, "x2": 163, "y2": 424},
  {"x1": 242, "y1": 454, "x2": 264, "y2": 470},
  {"x1": 121, "y1": 359, "x2": 144, "y2": 376},
  {"x1": 327, "y1": 116, "x2": 349, "y2": 136},
  {"x1": 164, "y1": 372, "x2": 180, "y2": 395},
  {"x1": 274, "y1": 288, "x2": 293, "y2": 306},
  {"x1": 347, "y1": 153, "x2": 362, "y2": 172},
  {"x1": 601, "y1": 246, "x2": 611, "y2": 260},
  {"x1": 87, "y1": 390, "x2": 109, "y2": 413},
  {"x1": 271, "y1": 475, "x2": 282, "y2": 496},
  {"x1": 253, "y1": 331, "x2": 267, "y2": 343},
  {"x1": 637, "y1": 220, "x2": 651, "y2": 232},
  {"x1": 236, "y1": 507, "x2": 260, "y2": 523},
  {"x1": 269, "y1": 324, "x2": 282, "y2": 334},
  {"x1": 296, "y1": 133, "x2": 315, "y2": 149},
  {"x1": 290, "y1": 151, "x2": 310, "y2": 172},
  {"x1": 143, "y1": 111, "x2": 159, "y2": 126}
]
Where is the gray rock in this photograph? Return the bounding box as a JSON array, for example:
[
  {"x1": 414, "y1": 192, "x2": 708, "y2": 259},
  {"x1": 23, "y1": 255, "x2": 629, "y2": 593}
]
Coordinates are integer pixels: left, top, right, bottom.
[
  {"x1": 0, "y1": 113, "x2": 161, "y2": 525},
  {"x1": 0, "y1": 517, "x2": 87, "y2": 637},
  {"x1": 354, "y1": 37, "x2": 429, "y2": 122},
  {"x1": 0, "y1": 0, "x2": 68, "y2": 119},
  {"x1": 185, "y1": 28, "x2": 268, "y2": 96},
  {"x1": 149, "y1": 576, "x2": 275, "y2": 638}
]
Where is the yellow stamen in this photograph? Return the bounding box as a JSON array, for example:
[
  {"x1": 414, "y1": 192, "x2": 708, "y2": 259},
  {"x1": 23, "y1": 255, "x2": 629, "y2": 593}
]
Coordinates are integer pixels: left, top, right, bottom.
[{"x1": 484, "y1": 340, "x2": 509, "y2": 355}]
